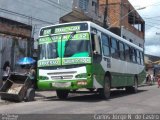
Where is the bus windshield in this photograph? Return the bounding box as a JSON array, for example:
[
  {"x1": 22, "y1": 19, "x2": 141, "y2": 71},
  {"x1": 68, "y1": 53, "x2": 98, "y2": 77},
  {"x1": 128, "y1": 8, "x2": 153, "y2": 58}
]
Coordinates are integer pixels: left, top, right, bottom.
[
  {"x1": 39, "y1": 42, "x2": 58, "y2": 60},
  {"x1": 38, "y1": 32, "x2": 90, "y2": 60}
]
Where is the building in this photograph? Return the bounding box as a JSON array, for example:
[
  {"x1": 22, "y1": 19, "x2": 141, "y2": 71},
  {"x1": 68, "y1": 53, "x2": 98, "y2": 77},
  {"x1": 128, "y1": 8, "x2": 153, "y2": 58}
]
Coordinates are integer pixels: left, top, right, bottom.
[
  {"x1": 145, "y1": 54, "x2": 160, "y2": 77},
  {"x1": 0, "y1": 0, "x2": 145, "y2": 78},
  {"x1": 0, "y1": 0, "x2": 73, "y2": 79},
  {"x1": 60, "y1": 0, "x2": 103, "y2": 25},
  {"x1": 0, "y1": 0, "x2": 73, "y2": 39},
  {"x1": 99, "y1": 0, "x2": 145, "y2": 48},
  {"x1": 0, "y1": 17, "x2": 32, "y2": 78}
]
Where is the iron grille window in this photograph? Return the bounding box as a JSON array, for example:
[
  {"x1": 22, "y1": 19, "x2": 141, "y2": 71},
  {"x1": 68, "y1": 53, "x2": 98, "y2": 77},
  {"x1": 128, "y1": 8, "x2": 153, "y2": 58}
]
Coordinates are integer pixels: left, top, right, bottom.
[{"x1": 79, "y1": 0, "x2": 89, "y2": 11}]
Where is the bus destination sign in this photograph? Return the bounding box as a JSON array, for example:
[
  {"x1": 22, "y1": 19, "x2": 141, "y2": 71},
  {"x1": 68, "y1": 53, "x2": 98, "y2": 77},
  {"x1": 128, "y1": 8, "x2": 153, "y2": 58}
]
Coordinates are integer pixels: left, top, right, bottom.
[
  {"x1": 54, "y1": 26, "x2": 80, "y2": 33},
  {"x1": 40, "y1": 23, "x2": 88, "y2": 36}
]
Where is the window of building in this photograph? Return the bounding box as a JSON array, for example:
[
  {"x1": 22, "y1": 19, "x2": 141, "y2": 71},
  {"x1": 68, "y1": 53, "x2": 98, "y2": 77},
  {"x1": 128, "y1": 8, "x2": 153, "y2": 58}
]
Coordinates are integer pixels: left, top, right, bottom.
[
  {"x1": 79, "y1": 0, "x2": 89, "y2": 11},
  {"x1": 128, "y1": 10, "x2": 145, "y2": 32},
  {"x1": 129, "y1": 39, "x2": 133, "y2": 42},
  {"x1": 92, "y1": 1, "x2": 96, "y2": 6},
  {"x1": 111, "y1": 38, "x2": 119, "y2": 59},
  {"x1": 123, "y1": 36, "x2": 126, "y2": 39},
  {"x1": 92, "y1": 1, "x2": 98, "y2": 14},
  {"x1": 101, "y1": 33, "x2": 110, "y2": 56}
]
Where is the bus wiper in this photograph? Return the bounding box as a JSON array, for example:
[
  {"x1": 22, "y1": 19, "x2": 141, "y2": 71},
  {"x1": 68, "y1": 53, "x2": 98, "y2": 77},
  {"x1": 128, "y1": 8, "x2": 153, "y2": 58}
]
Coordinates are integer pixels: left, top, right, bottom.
[{"x1": 65, "y1": 32, "x2": 76, "y2": 48}]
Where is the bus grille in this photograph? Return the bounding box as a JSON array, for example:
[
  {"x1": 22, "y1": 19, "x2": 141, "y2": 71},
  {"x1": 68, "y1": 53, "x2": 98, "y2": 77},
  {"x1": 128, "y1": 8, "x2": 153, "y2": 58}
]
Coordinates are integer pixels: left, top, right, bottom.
[
  {"x1": 47, "y1": 71, "x2": 77, "y2": 75},
  {"x1": 51, "y1": 75, "x2": 73, "y2": 80},
  {"x1": 48, "y1": 71, "x2": 77, "y2": 80}
]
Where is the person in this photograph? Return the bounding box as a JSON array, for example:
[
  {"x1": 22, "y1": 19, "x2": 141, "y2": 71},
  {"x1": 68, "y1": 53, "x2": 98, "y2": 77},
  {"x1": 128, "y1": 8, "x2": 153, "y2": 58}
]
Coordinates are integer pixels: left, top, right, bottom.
[
  {"x1": 2, "y1": 61, "x2": 11, "y2": 81},
  {"x1": 28, "y1": 64, "x2": 36, "y2": 88},
  {"x1": 146, "y1": 74, "x2": 151, "y2": 85}
]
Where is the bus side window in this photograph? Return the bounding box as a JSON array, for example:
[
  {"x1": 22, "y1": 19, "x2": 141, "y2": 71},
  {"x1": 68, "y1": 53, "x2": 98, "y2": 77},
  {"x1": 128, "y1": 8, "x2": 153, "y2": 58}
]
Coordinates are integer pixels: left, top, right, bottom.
[
  {"x1": 129, "y1": 47, "x2": 133, "y2": 62},
  {"x1": 140, "y1": 52, "x2": 144, "y2": 65},
  {"x1": 119, "y1": 42, "x2": 125, "y2": 60},
  {"x1": 130, "y1": 47, "x2": 136, "y2": 63},
  {"x1": 91, "y1": 33, "x2": 95, "y2": 51},
  {"x1": 124, "y1": 44, "x2": 130, "y2": 62},
  {"x1": 133, "y1": 49, "x2": 137, "y2": 63},
  {"x1": 137, "y1": 50, "x2": 141, "y2": 64},
  {"x1": 91, "y1": 33, "x2": 101, "y2": 55},
  {"x1": 101, "y1": 33, "x2": 110, "y2": 56},
  {"x1": 111, "y1": 38, "x2": 119, "y2": 59}
]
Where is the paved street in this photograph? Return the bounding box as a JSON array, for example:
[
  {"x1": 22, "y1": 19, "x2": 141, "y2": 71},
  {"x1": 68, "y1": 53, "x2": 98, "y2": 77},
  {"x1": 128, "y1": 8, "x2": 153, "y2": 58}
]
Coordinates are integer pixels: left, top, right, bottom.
[{"x1": 0, "y1": 83, "x2": 160, "y2": 114}]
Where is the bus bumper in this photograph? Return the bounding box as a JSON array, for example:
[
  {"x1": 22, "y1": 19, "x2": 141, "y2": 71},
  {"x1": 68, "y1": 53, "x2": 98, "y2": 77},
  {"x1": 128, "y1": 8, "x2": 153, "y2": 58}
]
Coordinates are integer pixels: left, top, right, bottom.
[{"x1": 37, "y1": 79, "x2": 92, "y2": 90}]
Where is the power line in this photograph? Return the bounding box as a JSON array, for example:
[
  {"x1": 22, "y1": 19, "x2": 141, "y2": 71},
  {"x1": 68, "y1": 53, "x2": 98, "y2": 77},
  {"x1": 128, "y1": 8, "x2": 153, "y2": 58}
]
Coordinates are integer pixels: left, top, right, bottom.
[
  {"x1": 145, "y1": 19, "x2": 160, "y2": 22},
  {"x1": 145, "y1": 21, "x2": 160, "y2": 26},
  {"x1": 145, "y1": 24, "x2": 160, "y2": 29},
  {"x1": 0, "y1": 8, "x2": 53, "y2": 24},
  {"x1": 146, "y1": 2, "x2": 160, "y2": 7},
  {"x1": 144, "y1": 16, "x2": 160, "y2": 19}
]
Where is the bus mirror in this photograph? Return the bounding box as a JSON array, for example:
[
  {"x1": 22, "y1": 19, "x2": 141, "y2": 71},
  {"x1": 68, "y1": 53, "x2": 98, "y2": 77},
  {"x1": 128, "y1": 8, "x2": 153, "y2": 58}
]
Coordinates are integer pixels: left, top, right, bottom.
[{"x1": 93, "y1": 35, "x2": 101, "y2": 55}]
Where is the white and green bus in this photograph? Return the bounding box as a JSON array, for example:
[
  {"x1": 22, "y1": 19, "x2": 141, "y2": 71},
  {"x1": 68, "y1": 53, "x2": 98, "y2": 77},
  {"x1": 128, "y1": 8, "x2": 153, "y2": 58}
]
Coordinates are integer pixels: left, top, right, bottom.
[{"x1": 37, "y1": 21, "x2": 145, "y2": 99}]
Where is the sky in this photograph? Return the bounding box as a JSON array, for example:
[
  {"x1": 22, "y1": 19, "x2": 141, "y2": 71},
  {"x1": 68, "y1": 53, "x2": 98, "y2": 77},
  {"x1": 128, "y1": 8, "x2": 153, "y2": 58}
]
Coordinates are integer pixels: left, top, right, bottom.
[{"x1": 128, "y1": 0, "x2": 160, "y2": 57}]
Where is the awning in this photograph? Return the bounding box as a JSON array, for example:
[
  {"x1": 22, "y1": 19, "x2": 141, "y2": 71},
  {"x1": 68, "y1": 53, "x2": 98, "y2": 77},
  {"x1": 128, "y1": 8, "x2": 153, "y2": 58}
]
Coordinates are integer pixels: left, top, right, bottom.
[{"x1": 60, "y1": 10, "x2": 103, "y2": 26}]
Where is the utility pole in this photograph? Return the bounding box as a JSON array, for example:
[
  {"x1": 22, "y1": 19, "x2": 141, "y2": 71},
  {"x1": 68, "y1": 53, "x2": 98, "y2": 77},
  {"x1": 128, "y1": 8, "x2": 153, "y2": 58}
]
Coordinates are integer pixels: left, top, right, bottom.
[
  {"x1": 103, "y1": 0, "x2": 108, "y2": 29},
  {"x1": 28, "y1": 16, "x2": 32, "y2": 57}
]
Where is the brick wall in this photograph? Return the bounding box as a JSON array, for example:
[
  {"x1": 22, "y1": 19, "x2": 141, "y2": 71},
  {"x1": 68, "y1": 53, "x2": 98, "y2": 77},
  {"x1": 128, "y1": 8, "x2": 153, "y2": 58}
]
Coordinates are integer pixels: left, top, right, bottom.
[
  {"x1": 99, "y1": 0, "x2": 144, "y2": 39},
  {"x1": 0, "y1": 17, "x2": 32, "y2": 38}
]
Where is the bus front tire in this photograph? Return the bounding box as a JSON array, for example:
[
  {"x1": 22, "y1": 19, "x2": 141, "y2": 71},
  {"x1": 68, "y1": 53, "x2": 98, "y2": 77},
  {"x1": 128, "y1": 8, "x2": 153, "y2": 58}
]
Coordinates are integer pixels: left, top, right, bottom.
[
  {"x1": 98, "y1": 76, "x2": 110, "y2": 99},
  {"x1": 56, "y1": 90, "x2": 69, "y2": 99}
]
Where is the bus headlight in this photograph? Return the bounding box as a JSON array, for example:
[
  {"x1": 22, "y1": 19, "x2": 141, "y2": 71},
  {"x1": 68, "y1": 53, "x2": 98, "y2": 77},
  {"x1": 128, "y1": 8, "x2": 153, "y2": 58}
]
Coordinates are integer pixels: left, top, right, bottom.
[
  {"x1": 77, "y1": 81, "x2": 87, "y2": 85},
  {"x1": 75, "y1": 73, "x2": 87, "y2": 78},
  {"x1": 39, "y1": 76, "x2": 49, "y2": 80}
]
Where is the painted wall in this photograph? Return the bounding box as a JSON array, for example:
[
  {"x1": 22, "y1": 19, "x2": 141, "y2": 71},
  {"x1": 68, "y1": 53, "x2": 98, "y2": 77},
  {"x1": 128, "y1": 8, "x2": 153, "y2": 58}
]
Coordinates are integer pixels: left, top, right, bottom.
[{"x1": 0, "y1": 0, "x2": 73, "y2": 39}]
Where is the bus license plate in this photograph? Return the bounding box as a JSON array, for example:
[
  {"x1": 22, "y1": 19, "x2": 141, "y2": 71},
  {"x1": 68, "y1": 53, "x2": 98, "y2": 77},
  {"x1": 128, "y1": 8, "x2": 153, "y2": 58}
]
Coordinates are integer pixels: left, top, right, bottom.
[{"x1": 52, "y1": 82, "x2": 71, "y2": 88}]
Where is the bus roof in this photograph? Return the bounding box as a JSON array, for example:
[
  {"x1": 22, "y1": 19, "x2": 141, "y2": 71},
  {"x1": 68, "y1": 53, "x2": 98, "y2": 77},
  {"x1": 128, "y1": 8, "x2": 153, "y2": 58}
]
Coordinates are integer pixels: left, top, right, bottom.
[
  {"x1": 39, "y1": 21, "x2": 143, "y2": 51},
  {"x1": 88, "y1": 22, "x2": 143, "y2": 51}
]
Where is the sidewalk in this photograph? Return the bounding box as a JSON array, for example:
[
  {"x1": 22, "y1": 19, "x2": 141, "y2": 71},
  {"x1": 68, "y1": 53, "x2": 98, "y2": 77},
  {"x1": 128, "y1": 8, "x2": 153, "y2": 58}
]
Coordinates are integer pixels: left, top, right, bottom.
[{"x1": 139, "y1": 81, "x2": 158, "y2": 87}]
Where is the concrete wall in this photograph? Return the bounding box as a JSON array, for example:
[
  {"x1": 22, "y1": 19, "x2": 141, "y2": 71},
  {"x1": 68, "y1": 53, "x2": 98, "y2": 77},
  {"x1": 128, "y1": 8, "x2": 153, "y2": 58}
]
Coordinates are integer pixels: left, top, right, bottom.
[
  {"x1": 0, "y1": 35, "x2": 28, "y2": 79},
  {"x1": 121, "y1": 27, "x2": 144, "y2": 47},
  {"x1": 0, "y1": 0, "x2": 73, "y2": 39},
  {"x1": 72, "y1": 0, "x2": 103, "y2": 23},
  {"x1": 0, "y1": 0, "x2": 73, "y2": 79}
]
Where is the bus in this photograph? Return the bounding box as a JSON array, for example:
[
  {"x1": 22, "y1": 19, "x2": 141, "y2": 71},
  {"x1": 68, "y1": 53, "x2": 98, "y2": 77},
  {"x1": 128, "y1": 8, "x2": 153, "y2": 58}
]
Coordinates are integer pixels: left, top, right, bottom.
[{"x1": 37, "y1": 21, "x2": 146, "y2": 99}]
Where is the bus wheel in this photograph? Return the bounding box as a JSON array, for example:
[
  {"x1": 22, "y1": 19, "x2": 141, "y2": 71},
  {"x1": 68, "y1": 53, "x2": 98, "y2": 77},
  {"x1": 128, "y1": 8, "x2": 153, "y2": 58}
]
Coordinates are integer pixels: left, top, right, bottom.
[
  {"x1": 87, "y1": 88, "x2": 95, "y2": 92},
  {"x1": 98, "y1": 76, "x2": 110, "y2": 99},
  {"x1": 56, "y1": 90, "x2": 69, "y2": 99},
  {"x1": 126, "y1": 77, "x2": 138, "y2": 93},
  {"x1": 133, "y1": 77, "x2": 138, "y2": 93}
]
